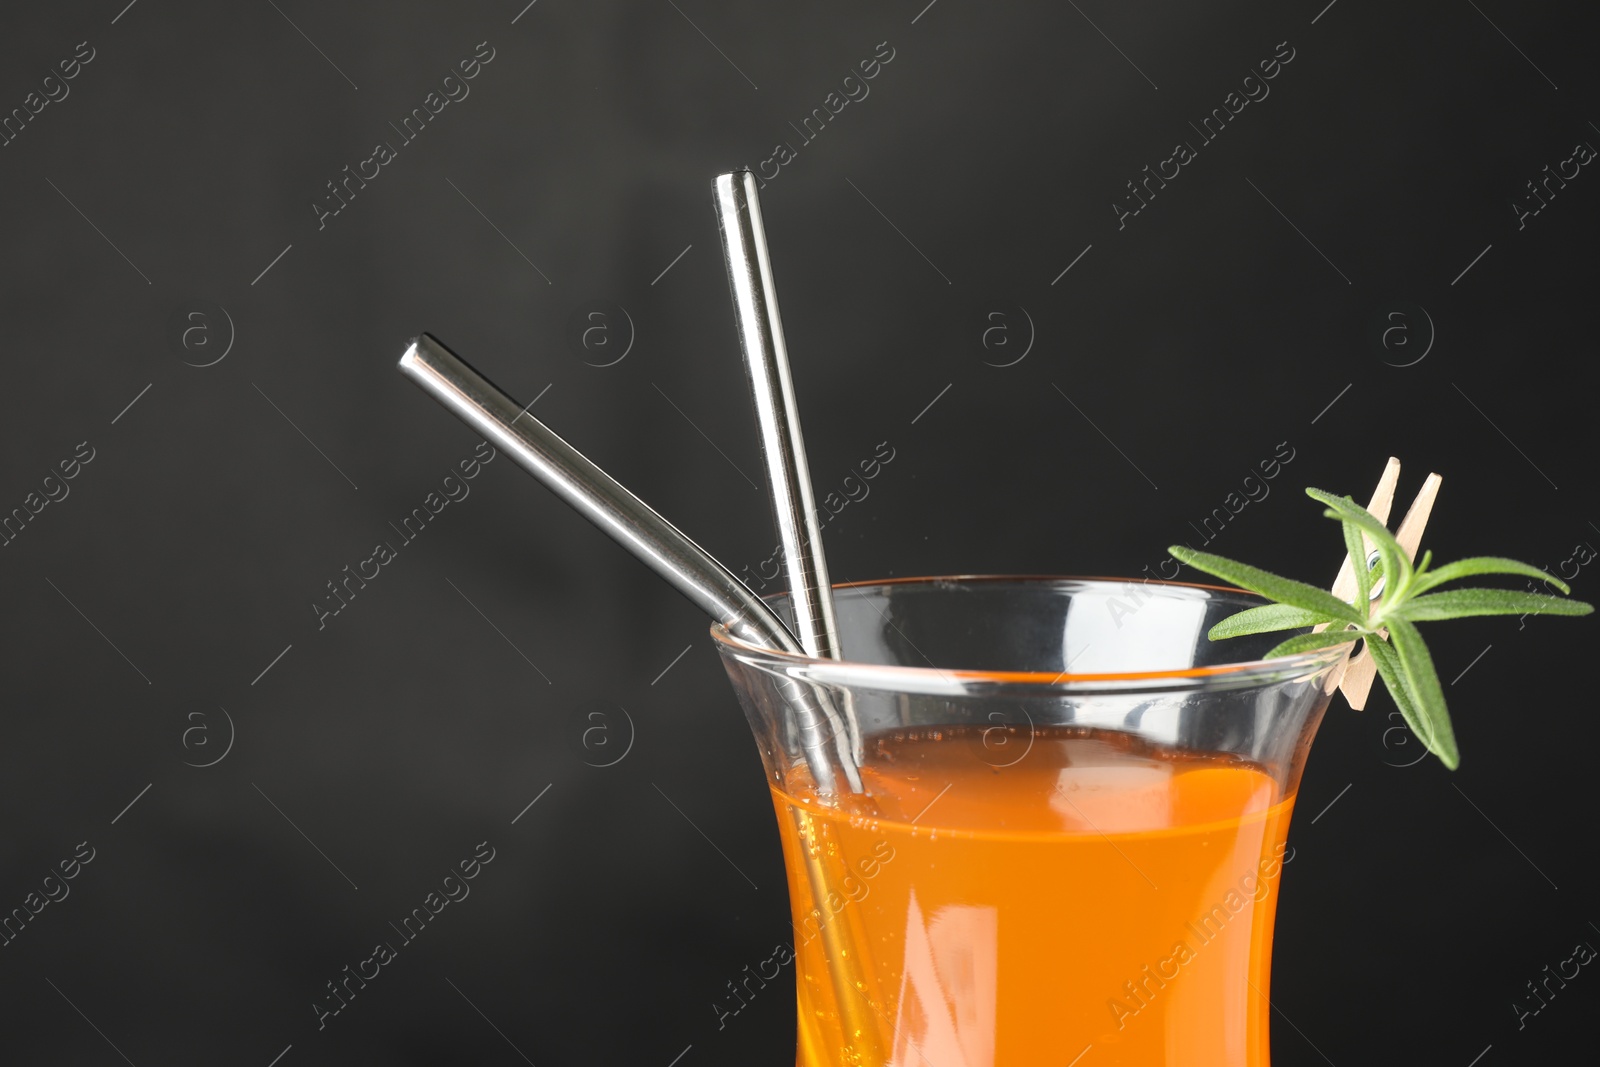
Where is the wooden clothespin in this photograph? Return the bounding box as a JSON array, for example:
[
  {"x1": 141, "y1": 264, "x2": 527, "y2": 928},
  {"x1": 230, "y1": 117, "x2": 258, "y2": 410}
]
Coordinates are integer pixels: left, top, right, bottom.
[{"x1": 1319, "y1": 457, "x2": 1442, "y2": 708}]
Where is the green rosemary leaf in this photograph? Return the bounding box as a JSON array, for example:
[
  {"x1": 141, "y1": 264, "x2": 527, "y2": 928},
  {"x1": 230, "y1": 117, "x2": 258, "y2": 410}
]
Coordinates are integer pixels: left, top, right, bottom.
[
  {"x1": 1410, "y1": 556, "x2": 1572, "y2": 596},
  {"x1": 1263, "y1": 628, "x2": 1365, "y2": 659},
  {"x1": 1207, "y1": 604, "x2": 1337, "y2": 640},
  {"x1": 1365, "y1": 634, "x2": 1440, "y2": 765},
  {"x1": 1393, "y1": 587, "x2": 1595, "y2": 622},
  {"x1": 1384, "y1": 619, "x2": 1459, "y2": 770},
  {"x1": 1341, "y1": 515, "x2": 1371, "y2": 612},
  {"x1": 1306, "y1": 489, "x2": 1413, "y2": 593},
  {"x1": 1168, "y1": 546, "x2": 1364, "y2": 624}
]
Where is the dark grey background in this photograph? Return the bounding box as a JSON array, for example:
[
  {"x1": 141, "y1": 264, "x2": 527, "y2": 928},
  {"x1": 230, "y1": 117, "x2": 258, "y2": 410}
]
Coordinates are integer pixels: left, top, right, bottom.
[{"x1": 2, "y1": 1, "x2": 1596, "y2": 1063}]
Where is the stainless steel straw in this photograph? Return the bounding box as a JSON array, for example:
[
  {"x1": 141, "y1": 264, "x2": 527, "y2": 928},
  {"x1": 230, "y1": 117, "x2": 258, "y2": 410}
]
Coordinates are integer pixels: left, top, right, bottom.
[
  {"x1": 713, "y1": 175, "x2": 887, "y2": 1061},
  {"x1": 712, "y1": 171, "x2": 843, "y2": 662},
  {"x1": 397, "y1": 333, "x2": 861, "y2": 793},
  {"x1": 403, "y1": 332, "x2": 880, "y2": 1058}
]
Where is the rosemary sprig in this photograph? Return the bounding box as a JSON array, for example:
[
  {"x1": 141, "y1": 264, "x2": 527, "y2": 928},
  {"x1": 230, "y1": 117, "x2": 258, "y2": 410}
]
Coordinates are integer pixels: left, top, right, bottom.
[{"x1": 1169, "y1": 487, "x2": 1593, "y2": 769}]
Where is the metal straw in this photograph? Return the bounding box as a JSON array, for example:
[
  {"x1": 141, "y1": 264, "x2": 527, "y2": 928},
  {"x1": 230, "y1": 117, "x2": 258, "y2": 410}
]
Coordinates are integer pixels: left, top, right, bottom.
[
  {"x1": 402, "y1": 333, "x2": 879, "y2": 1058},
  {"x1": 713, "y1": 175, "x2": 887, "y2": 1061},
  {"x1": 397, "y1": 333, "x2": 861, "y2": 793},
  {"x1": 712, "y1": 171, "x2": 843, "y2": 662}
]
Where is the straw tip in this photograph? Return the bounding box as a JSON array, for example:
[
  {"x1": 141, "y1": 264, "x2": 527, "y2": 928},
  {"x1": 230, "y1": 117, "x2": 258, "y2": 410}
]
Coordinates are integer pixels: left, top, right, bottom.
[
  {"x1": 398, "y1": 333, "x2": 446, "y2": 376},
  {"x1": 712, "y1": 169, "x2": 757, "y2": 194},
  {"x1": 397, "y1": 336, "x2": 422, "y2": 368}
]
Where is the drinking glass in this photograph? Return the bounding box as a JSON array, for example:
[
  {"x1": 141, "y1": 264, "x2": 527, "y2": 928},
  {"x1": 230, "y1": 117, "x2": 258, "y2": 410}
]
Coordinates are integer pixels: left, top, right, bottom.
[{"x1": 713, "y1": 576, "x2": 1345, "y2": 1067}]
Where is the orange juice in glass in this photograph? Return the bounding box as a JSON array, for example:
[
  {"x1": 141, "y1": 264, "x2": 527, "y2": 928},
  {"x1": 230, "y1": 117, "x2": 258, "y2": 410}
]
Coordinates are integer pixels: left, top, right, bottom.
[{"x1": 716, "y1": 578, "x2": 1342, "y2": 1067}]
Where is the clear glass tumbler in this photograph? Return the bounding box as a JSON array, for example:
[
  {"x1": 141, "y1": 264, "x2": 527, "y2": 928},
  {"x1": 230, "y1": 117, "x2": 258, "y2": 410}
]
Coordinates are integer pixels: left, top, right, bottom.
[{"x1": 713, "y1": 576, "x2": 1345, "y2": 1067}]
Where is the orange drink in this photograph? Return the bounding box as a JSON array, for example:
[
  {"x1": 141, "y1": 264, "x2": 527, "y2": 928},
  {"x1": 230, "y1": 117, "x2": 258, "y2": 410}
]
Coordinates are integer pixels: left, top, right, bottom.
[
  {"x1": 716, "y1": 577, "x2": 1342, "y2": 1067},
  {"x1": 774, "y1": 726, "x2": 1296, "y2": 1066}
]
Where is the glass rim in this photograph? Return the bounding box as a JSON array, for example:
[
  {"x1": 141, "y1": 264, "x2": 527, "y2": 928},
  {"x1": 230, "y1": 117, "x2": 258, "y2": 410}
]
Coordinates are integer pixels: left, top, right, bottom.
[{"x1": 710, "y1": 574, "x2": 1349, "y2": 694}]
